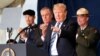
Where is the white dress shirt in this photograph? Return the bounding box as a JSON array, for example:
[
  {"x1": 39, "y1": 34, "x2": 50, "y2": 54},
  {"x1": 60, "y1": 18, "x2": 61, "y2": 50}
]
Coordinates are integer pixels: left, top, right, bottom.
[
  {"x1": 41, "y1": 35, "x2": 45, "y2": 41},
  {"x1": 50, "y1": 22, "x2": 63, "y2": 55}
]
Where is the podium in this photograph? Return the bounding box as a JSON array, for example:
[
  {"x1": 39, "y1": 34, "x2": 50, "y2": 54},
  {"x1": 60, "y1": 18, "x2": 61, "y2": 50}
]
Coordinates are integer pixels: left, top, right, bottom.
[{"x1": 0, "y1": 44, "x2": 48, "y2": 56}]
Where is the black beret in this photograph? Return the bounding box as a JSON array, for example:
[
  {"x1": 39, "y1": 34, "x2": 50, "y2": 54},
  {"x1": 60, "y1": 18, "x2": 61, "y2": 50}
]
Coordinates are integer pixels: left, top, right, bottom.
[{"x1": 23, "y1": 9, "x2": 35, "y2": 16}]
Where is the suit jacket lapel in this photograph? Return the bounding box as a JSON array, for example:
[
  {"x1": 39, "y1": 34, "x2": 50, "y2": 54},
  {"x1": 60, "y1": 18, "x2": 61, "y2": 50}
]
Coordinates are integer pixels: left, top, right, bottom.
[{"x1": 46, "y1": 21, "x2": 56, "y2": 47}]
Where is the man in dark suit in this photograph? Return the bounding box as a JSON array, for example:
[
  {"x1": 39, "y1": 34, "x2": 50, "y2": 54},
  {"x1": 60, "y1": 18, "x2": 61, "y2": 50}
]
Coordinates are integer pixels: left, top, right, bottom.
[
  {"x1": 36, "y1": 7, "x2": 53, "y2": 48},
  {"x1": 18, "y1": 9, "x2": 40, "y2": 44},
  {"x1": 76, "y1": 8, "x2": 100, "y2": 56},
  {"x1": 43, "y1": 3, "x2": 77, "y2": 56}
]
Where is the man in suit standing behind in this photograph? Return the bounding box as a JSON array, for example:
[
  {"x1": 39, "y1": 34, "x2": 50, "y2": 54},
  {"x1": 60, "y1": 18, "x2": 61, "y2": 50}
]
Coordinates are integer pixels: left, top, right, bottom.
[
  {"x1": 43, "y1": 3, "x2": 77, "y2": 56},
  {"x1": 36, "y1": 7, "x2": 53, "y2": 48},
  {"x1": 76, "y1": 8, "x2": 99, "y2": 56}
]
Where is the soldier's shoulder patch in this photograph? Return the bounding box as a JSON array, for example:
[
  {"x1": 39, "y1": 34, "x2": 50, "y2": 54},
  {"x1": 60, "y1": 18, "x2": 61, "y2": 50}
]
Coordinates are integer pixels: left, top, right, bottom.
[
  {"x1": 94, "y1": 29, "x2": 97, "y2": 33},
  {"x1": 92, "y1": 28, "x2": 97, "y2": 33}
]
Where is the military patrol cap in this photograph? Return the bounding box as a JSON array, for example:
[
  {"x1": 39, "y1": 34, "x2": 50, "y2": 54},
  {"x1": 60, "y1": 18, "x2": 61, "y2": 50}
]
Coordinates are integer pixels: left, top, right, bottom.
[{"x1": 76, "y1": 8, "x2": 89, "y2": 16}]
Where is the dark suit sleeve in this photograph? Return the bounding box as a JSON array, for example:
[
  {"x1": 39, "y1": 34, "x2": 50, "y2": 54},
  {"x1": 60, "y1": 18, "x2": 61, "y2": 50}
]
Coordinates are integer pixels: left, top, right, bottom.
[
  {"x1": 33, "y1": 27, "x2": 44, "y2": 47},
  {"x1": 76, "y1": 28, "x2": 99, "y2": 47},
  {"x1": 35, "y1": 28, "x2": 44, "y2": 48},
  {"x1": 59, "y1": 21, "x2": 78, "y2": 47},
  {"x1": 60, "y1": 22, "x2": 77, "y2": 38}
]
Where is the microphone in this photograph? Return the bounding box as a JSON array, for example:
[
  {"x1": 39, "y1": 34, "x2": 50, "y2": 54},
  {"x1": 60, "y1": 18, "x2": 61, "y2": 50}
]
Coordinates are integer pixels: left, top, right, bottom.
[
  {"x1": 6, "y1": 24, "x2": 38, "y2": 44},
  {"x1": 14, "y1": 26, "x2": 28, "y2": 40},
  {"x1": 14, "y1": 24, "x2": 38, "y2": 41},
  {"x1": 6, "y1": 26, "x2": 29, "y2": 44}
]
